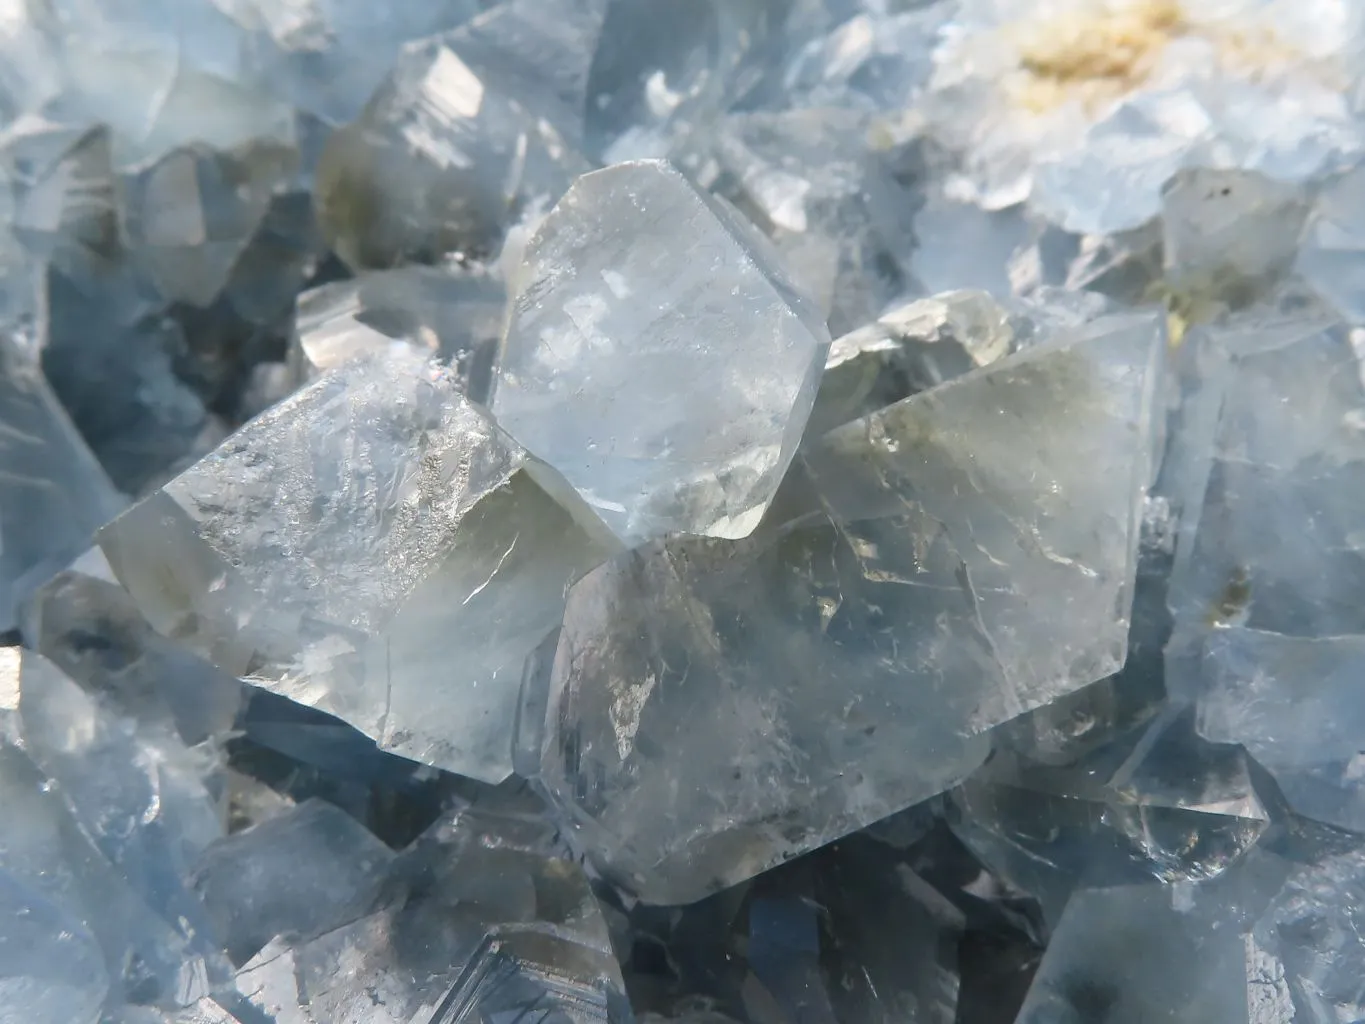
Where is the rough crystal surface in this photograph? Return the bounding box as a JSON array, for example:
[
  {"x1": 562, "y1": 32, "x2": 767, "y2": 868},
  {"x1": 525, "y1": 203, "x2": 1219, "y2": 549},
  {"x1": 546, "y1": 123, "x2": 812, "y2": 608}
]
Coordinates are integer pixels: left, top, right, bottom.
[
  {"x1": 493, "y1": 158, "x2": 831, "y2": 546},
  {"x1": 98, "y1": 349, "x2": 611, "y2": 782}
]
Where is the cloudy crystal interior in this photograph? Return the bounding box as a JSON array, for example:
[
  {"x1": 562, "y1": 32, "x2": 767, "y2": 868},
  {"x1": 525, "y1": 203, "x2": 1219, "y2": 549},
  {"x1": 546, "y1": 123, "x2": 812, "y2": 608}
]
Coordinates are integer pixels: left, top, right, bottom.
[{"x1": 2, "y1": 1, "x2": 1365, "y2": 1022}]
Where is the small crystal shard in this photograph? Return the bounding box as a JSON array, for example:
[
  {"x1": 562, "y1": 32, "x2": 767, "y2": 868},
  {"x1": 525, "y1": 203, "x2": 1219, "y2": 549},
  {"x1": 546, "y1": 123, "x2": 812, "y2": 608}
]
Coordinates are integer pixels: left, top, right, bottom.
[
  {"x1": 493, "y1": 158, "x2": 831, "y2": 545},
  {"x1": 98, "y1": 349, "x2": 612, "y2": 783},
  {"x1": 810, "y1": 289, "x2": 1015, "y2": 436},
  {"x1": 291, "y1": 264, "x2": 505, "y2": 401},
  {"x1": 1014, "y1": 882, "x2": 1252, "y2": 1024}
]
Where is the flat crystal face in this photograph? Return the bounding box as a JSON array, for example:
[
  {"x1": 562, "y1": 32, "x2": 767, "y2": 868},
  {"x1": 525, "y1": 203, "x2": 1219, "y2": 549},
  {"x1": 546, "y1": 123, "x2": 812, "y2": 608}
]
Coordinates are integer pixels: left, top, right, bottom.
[{"x1": 493, "y1": 159, "x2": 831, "y2": 546}]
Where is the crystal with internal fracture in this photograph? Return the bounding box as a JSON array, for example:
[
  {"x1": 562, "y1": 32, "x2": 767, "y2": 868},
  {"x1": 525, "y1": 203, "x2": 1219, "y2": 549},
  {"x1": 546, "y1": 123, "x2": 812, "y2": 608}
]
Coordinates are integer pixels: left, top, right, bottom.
[
  {"x1": 528, "y1": 310, "x2": 1162, "y2": 902},
  {"x1": 97, "y1": 348, "x2": 612, "y2": 783},
  {"x1": 493, "y1": 159, "x2": 831, "y2": 546}
]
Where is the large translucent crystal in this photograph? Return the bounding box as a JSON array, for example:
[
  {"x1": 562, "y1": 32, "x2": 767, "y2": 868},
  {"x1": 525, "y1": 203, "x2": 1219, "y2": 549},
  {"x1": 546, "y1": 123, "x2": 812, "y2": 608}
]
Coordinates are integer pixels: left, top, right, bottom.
[
  {"x1": 493, "y1": 159, "x2": 831, "y2": 546},
  {"x1": 98, "y1": 349, "x2": 612, "y2": 783},
  {"x1": 527, "y1": 310, "x2": 1162, "y2": 902}
]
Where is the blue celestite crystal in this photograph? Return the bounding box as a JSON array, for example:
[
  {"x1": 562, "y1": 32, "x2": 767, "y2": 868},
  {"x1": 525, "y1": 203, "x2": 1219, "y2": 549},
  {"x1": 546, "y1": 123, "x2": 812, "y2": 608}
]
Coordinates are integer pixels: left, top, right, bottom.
[{"x1": 2, "y1": 1, "x2": 1365, "y2": 1021}]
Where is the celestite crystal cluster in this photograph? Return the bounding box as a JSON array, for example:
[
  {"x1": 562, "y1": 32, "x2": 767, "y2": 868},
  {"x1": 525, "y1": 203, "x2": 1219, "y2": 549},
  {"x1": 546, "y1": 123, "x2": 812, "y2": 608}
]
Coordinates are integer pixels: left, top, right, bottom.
[{"x1": 3, "y1": 0, "x2": 1365, "y2": 1021}]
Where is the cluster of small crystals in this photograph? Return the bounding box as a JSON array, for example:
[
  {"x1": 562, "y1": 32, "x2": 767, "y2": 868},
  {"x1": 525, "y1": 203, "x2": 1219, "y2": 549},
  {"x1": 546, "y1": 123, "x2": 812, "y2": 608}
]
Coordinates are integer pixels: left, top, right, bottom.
[{"x1": 3, "y1": 0, "x2": 1365, "y2": 1021}]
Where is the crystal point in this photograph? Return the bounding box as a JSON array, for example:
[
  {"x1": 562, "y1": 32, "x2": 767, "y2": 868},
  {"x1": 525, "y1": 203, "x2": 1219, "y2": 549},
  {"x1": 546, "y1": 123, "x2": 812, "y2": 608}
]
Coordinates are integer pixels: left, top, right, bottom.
[{"x1": 494, "y1": 158, "x2": 831, "y2": 546}]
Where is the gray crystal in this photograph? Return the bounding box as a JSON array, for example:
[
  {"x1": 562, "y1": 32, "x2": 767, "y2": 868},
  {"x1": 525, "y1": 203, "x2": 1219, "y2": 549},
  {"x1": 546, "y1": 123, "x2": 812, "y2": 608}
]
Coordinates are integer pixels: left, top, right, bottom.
[
  {"x1": 230, "y1": 0, "x2": 486, "y2": 128},
  {"x1": 1251, "y1": 843, "x2": 1365, "y2": 1022},
  {"x1": 16, "y1": 645, "x2": 226, "y2": 961},
  {"x1": 778, "y1": 5, "x2": 948, "y2": 115},
  {"x1": 222, "y1": 805, "x2": 628, "y2": 1024},
  {"x1": 493, "y1": 159, "x2": 831, "y2": 546},
  {"x1": 1166, "y1": 303, "x2": 1365, "y2": 637},
  {"x1": 24, "y1": 564, "x2": 243, "y2": 746},
  {"x1": 316, "y1": 7, "x2": 594, "y2": 269},
  {"x1": 43, "y1": 1, "x2": 294, "y2": 170},
  {"x1": 0, "y1": 117, "x2": 120, "y2": 276},
  {"x1": 953, "y1": 706, "x2": 1269, "y2": 932},
  {"x1": 695, "y1": 107, "x2": 913, "y2": 333},
  {"x1": 291, "y1": 264, "x2": 505, "y2": 402},
  {"x1": 528, "y1": 309, "x2": 1161, "y2": 902},
  {"x1": 0, "y1": 869, "x2": 109, "y2": 1024},
  {"x1": 120, "y1": 140, "x2": 298, "y2": 309},
  {"x1": 0, "y1": 335, "x2": 125, "y2": 630},
  {"x1": 98, "y1": 349, "x2": 611, "y2": 782},
  {"x1": 192, "y1": 798, "x2": 395, "y2": 964},
  {"x1": 1160, "y1": 168, "x2": 1308, "y2": 323},
  {"x1": 41, "y1": 252, "x2": 209, "y2": 495},
  {"x1": 1014, "y1": 882, "x2": 1251, "y2": 1024},
  {"x1": 585, "y1": 0, "x2": 777, "y2": 162},
  {"x1": 1194, "y1": 627, "x2": 1365, "y2": 834},
  {"x1": 811, "y1": 289, "x2": 1015, "y2": 436}
]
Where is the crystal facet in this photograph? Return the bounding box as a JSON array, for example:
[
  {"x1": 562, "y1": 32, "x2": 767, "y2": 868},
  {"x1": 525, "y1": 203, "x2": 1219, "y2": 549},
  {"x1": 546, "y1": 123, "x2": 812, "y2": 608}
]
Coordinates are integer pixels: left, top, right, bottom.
[{"x1": 493, "y1": 158, "x2": 831, "y2": 546}]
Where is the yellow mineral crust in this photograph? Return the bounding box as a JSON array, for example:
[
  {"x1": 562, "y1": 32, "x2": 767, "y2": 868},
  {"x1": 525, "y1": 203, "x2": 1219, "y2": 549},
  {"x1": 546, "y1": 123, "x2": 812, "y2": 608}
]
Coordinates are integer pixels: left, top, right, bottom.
[
  {"x1": 1003, "y1": 0, "x2": 1330, "y2": 113},
  {"x1": 1011, "y1": 0, "x2": 1188, "y2": 111}
]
